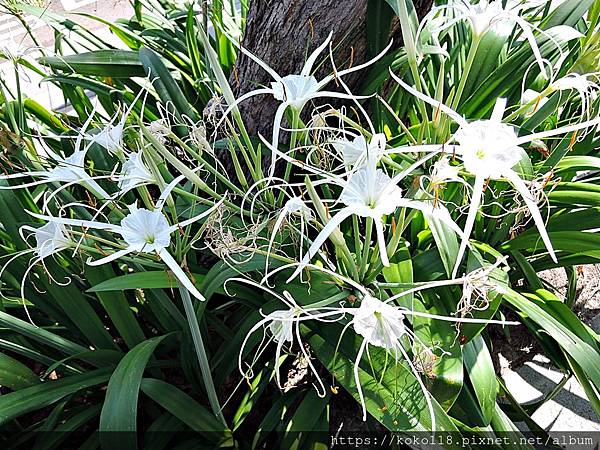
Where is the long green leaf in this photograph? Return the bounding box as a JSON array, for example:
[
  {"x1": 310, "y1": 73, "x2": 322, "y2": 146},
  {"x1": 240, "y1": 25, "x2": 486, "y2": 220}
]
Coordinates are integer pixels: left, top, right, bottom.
[{"x1": 99, "y1": 334, "x2": 171, "y2": 450}]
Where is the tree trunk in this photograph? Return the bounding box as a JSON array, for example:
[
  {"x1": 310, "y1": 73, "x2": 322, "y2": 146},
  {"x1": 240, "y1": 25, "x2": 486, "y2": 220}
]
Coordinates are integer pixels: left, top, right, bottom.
[{"x1": 230, "y1": 0, "x2": 434, "y2": 139}]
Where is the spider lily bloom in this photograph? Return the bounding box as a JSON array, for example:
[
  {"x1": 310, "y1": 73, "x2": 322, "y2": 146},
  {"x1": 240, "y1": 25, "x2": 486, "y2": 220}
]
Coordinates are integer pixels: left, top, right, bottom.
[
  {"x1": 227, "y1": 278, "x2": 341, "y2": 396},
  {"x1": 332, "y1": 133, "x2": 388, "y2": 169},
  {"x1": 425, "y1": 0, "x2": 554, "y2": 75},
  {"x1": 348, "y1": 294, "x2": 434, "y2": 425},
  {"x1": 393, "y1": 74, "x2": 600, "y2": 278},
  {"x1": 147, "y1": 119, "x2": 171, "y2": 145},
  {"x1": 218, "y1": 31, "x2": 392, "y2": 175},
  {"x1": 287, "y1": 155, "x2": 464, "y2": 281},
  {"x1": 27, "y1": 176, "x2": 224, "y2": 301},
  {"x1": 346, "y1": 292, "x2": 518, "y2": 426},
  {"x1": 115, "y1": 152, "x2": 155, "y2": 194},
  {"x1": 264, "y1": 196, "x2": 313, "y2": 282},
  {"x1": 0, "y1": 222, "x2": 73, "y2": 323},
  {"x1": 332, "y1": 134, "x2": 371, "y2": 167},
  {"x1": 0, "y1": 148, "x2": 112, "y2": 200},
  {"x1": 85, "y1": 90, "x2": 144, "y2": 156},
  {"x1": 550, "y1": 73, "x2": 600, "y2": 123}
]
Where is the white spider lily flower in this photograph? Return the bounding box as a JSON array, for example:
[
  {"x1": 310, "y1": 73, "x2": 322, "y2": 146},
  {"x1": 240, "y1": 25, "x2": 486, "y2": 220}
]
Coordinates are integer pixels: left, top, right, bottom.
[
  {"x1": 352, "y1": 294, "x2": 406, "y2": 350},
  {"x1": 347, "y1": 292, "x2": 518, "y2": 427},
  {"x1": 427, "y1": 0, "x2": 551, "y2": 74},
  {"x1": 218, "y1": 32, "x2": 392, "y2": 175},
  {"x1": 32, "y1": 222, "x2": 72, "y2": 259},
  {"x1": 89, "y1": 120, "x2": 125, "y2": 155},
  {"x1": 429, "y1": 155, "x2": 461, "y2": 186},
  {"x1": 0, "y1": 222, "x2": 73, "y2": 323},
  {"x1": 148, "y1": 119, "x2": 171, "y2": 144},
  {"x1": 27, "y1": 175, "x2": 224, "y2": 301},
  {"x1": 332, "y1": 134, "x2": 369, "y2": 166},
  {"x1": 393, "y1": 74, "x2": 600, "y2": 277},
  {"x1": 550, "y1": 73, "x2": 599, "y2": 121},
  {"x1": 288, "y1": 156, "x2": 464, "y2": 280},
  {"x1": 332, "y1": 133, "x2": 386, "y2": 168},
  {"x1": 116, "y1": 152, "x2": 155, "y2": 194},
  {"x1": 264, "y1": 196, "x2": 313, "y2": 281},
  {"x1": 0, "y1": 149, "x2": 112, "y2": 200},
  {"x1": 227, "y1": 279, "x2": 339, "y2": 395},
  {"x1": 86, "y1": 91, "x2": 143, "y2": 156}
]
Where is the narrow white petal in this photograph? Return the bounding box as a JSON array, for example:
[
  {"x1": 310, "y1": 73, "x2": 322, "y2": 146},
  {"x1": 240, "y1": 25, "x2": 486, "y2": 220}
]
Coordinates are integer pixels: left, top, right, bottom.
[
  {"x1": 27, "y1": 211, "x2": 122, "y2": 232},
  {"x1": 156, "y1": 173, "x2": 188, "y2": 212},
  {"x1": 0, "y1": 179, "x2": 52, "y2": 190},
  {"x1": 374, "y1": 220, "x2": 390, "y2": 267},
  {"x1": 502, "y1": 168, "x2": 557, "y2": 262},
  {"x1": 390, "y1": 149, "x2": 443, "y2": 184},
  {"x1": 490, "y1": 97, "x2": 507, "y2": 123},
  {"x1": 333, "y1": 40, "x2": 394, "y2": 79},
  {"x1": 515, "y1": 116, "x2": 600, "y2": 146},
  {"x1": 404, "y1": 310, "x2": 520, "y2": 325},
  {"x1": 303, "y1": 91, "x2": 371, "y2": 103},
  {"x1": 87, "y1": 248, "x2": 133, "y2": 266},
  {"x1": 83, "y1": 178, "x2": 113, "y2": 200},
  {"x1": 390, "y1": 71, "x2": 468, "y2": 127},
  {"x1": 225, "y1": 32, "x2": 282, "y2": 82},
  {"x1": 269, "y1": 102, "x2": 291, "y2": 178},
  {"x1": 301, "y1": 31, "x2": 333, "y2": 77},
  {"x1": 514, "y1": 16, "x2": 548, "y2": 76},
  {"x1": 286, "y1": 207, "x2": 356, "y2": 282},
  {"x1": 265, "y1": 209, "x2": 288, "y2": 279},
  {"x1": 354, "y1": 339, "x2": 369, "y2": 421},
  {"x1": 452, "y1": 174, "x2": 485, "y2": 279},
  {"x1": 0, "y1": 171, "x2": 49, "y2": 180},
  {"x1": 215, "y1": 88, "x2": 274, "y2": 130},
  {"x1": 168, "y1": 197, "x2": 226, "y2": 232},
  {"x1": 158, "y1": 249, "x2": 206, "y2": 301}
]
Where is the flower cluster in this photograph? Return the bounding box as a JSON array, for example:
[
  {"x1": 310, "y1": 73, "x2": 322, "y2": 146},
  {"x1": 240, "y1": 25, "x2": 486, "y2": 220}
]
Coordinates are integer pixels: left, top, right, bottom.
[{"x1": 3, "y1": 0, "x2": 599, "y2": 432}]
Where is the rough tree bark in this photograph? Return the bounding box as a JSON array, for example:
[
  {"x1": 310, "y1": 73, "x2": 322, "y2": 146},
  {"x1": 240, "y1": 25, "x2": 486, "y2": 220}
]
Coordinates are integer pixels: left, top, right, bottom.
[{"x1": 230, "y1": 0, "x2": 434, "y2": 139}]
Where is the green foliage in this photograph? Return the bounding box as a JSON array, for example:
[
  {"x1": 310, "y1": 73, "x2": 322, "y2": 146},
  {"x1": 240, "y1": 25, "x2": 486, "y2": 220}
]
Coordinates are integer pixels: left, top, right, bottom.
[{"x1": 0, "y1": 0, "x2": 599, "y2": 448}]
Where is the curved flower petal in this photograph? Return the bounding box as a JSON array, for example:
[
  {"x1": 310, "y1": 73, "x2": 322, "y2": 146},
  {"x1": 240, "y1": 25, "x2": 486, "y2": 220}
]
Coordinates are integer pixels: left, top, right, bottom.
[
  {"x1": 515, "y1": 116, "x2": 600, "y2": 146},
  {"x1": 452, "y1": 174, "x2": 486, "y2": 279},
  {"x1": 287, "y1": 207, "x2": 356, "y2": 282},
  {"x1": 390, "y1": 71, "x2": 468, "y2": 127},
  {"x1": 168, "y1": 197, "x2": 225, "y2": 233},
  {"x1": 374, "y1": 219, "x2": 390, "y2": 267},
  {"x1": 216, "y1": 88, "x2": 274, "y2": 130},
  {"x1": 27, "y1": 211, "x2": 122, "y2": 233},
  {"x1": 300, "y1": 31, "x2": 333, "y2": 77},
  {"x1": 501, "y1": 168, "x2": 557, "y2": 263},
  {"x1": 158, "y1": 249, "x2": 205, "y2": 302},
  {"x1": 87, "y1": 248, "x2": 133, "y2": 266}
]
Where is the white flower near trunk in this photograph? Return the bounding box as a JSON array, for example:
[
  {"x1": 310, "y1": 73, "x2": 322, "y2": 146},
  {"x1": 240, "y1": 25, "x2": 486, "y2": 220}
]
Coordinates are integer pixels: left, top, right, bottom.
[
  {"x1": 216, "y1": 32, "x2": 392, "y2": 176},
  {"x1": 27, "y1": 175, "x2": 224, "y2": 301}
]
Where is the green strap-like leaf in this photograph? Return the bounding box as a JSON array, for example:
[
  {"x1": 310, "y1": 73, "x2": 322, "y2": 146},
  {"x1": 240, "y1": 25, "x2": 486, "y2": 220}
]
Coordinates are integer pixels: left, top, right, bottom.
[
  {"x1": 0, "y1": 368, "x2": 112, "y2": 425},
  {"x1": 140, "y1": 377, "x2": 231, "y2": 444},
  {"x1": 463, "y1": 336, "x2": 497, "y2": 426},
  {"x1": 99, "y1": 334, "x2": 172, "y2": 450},
  {"x1": 0, "y1": 351, "x2": 39, "y2": 390}
]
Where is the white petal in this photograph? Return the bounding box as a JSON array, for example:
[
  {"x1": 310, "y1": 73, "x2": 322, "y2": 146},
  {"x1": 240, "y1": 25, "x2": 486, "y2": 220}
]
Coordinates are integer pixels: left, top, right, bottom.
[
  {"x1": 286, "y1": 207, "x2": 356, "y2": 282},
  {"x1": 87, "y1": 248, "x2": 134, "y2": 266},
  {"x1": 158, "y1": 249, "x2": 206, "y2": 301},
  {"x1": 452, "y1": 174, "x2": 485, "y2": 279},
  {"x1": 501, "y1": 168, "x2": 557, "y2": 262},
  {"x1": 390, "y1": 71, "x2": 468, "y2": 127},
  {"x1": 301, "y1": 31, "x2": 333, "y2": 77}
]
